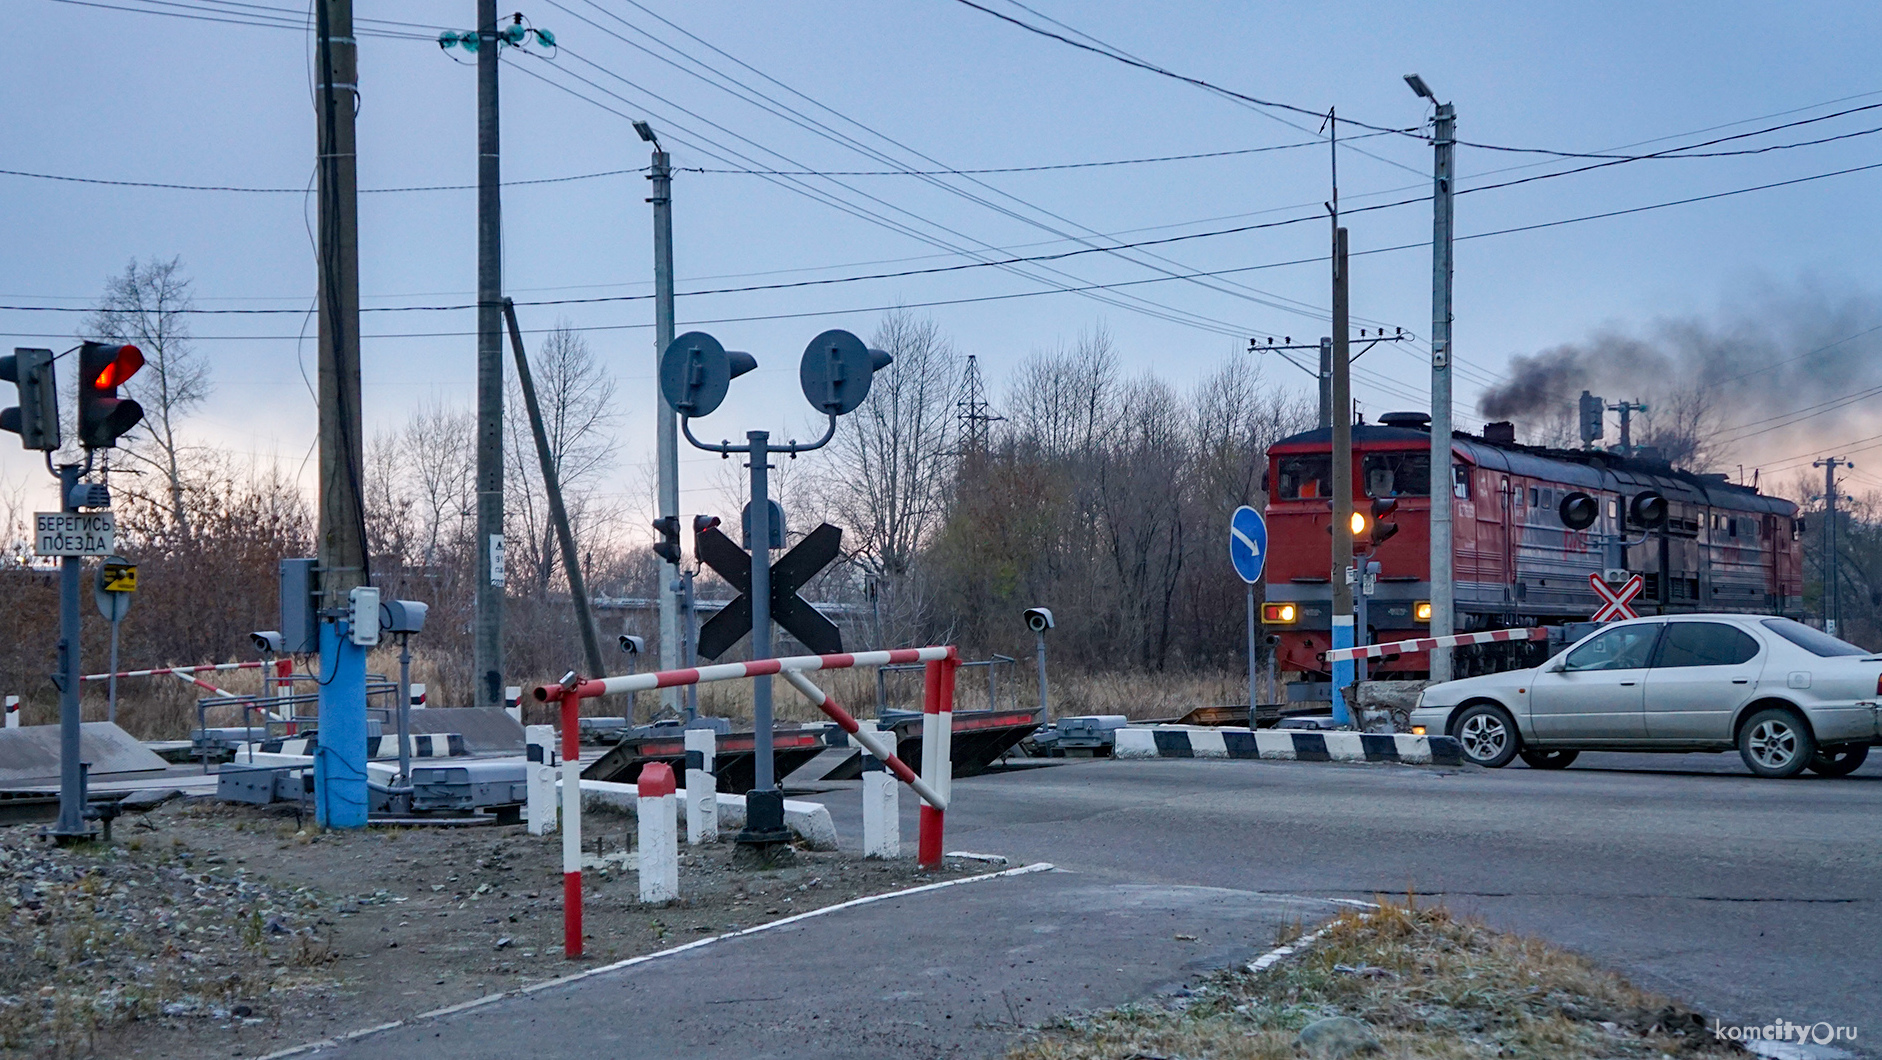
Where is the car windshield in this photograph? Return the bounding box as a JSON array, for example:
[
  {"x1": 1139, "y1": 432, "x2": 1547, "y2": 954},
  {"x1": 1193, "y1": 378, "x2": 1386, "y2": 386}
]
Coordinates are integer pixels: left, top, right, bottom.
[{"x1": 1760, "y1": 618, "x2": 1870, "y2": 657}]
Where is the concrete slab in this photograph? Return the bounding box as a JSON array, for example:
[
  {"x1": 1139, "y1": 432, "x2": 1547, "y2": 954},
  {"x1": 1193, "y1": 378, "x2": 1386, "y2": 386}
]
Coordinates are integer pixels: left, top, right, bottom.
[
  {"x1": 0, "y1": 722, "x2": 168, "y2": 787},
  {"x1": 405, "y1": 708, "x2": 524, "y2": 754}
]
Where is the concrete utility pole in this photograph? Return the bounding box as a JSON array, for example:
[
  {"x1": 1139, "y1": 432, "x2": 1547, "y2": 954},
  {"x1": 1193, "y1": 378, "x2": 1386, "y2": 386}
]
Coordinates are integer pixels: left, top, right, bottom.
[
  {"x1": 314, "y1": 0, "x2": 370, "y2": 827},
  {"x1": 1609, "y1": 400, "x2": 1648, "y2": 457},
  {"x1": 1412, "y1": 77, "x2": 1458, "y2": 684},
  {"x1": 1815, "y1": 456, "x2": 1851, "y2": 635},
  {"x1": 645, "y1": 129, "x2": 682, "y2": 706},
  {"x1": 1330, "y1": 226, "x2": 1355, "y2": 727},
  {"x1": 474, "y1": 0, "x2": 505, "y2": 707},
  {"x1": 52, "y1": 464, "x2": 85, "y2": 841}
]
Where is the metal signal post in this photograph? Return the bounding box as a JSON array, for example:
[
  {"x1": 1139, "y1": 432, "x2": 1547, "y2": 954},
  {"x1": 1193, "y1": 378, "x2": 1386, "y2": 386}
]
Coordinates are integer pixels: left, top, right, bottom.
[{"x1": 1407, "y1": 73, "x2": 1458, "y2": 683}]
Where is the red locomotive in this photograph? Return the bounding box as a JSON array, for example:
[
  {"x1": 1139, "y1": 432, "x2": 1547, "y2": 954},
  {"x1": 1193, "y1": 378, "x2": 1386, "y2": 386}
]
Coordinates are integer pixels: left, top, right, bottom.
[{"x1": 1261, "y1": 413, "x2": 1804, "y2": 679}]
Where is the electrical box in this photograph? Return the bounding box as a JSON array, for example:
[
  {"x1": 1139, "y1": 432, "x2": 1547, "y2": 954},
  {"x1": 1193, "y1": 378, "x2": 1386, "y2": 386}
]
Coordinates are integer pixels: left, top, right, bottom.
[
  {"x1": 280, "y1": 558, "x2": 318, "y2": 654},
  {"x1": 349, "y1": 586, "x2": 381, "y2": 647}
]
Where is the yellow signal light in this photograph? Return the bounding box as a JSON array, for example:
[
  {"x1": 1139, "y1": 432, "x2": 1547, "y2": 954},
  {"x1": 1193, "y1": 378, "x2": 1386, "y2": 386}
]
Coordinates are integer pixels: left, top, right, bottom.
[{"x1": 1348, "y1": 511, "x2": 1367, "y2": 536}]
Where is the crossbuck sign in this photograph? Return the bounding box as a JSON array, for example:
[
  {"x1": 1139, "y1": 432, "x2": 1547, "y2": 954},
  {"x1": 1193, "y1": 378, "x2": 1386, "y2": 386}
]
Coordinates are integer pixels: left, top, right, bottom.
[{"x1": 1589, "y1": 572, "x2": 1644, "y2": 623}]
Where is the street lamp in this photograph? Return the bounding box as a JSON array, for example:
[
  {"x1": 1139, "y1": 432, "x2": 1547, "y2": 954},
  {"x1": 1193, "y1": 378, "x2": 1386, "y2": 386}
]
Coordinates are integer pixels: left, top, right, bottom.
[{"x1": 1404, "y1": 71, "x2": 1457, "y2": 683}]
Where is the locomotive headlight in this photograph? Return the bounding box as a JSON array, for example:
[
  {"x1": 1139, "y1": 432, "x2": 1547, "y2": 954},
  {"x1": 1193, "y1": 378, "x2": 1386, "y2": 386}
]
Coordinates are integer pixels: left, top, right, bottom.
[
  {"x1": 1261, "y1": 603, "x2": 1298, "y2": 624},
  {"x1": 1349, "y1": 511, "x2": 1367, "y2": 535},
  {"x1": 1414, "y1": 601, "x2": 1432, "y2": 622}
]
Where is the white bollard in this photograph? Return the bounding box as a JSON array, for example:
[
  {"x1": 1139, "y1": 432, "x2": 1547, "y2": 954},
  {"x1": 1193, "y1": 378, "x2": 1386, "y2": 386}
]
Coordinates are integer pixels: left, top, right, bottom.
[
  {"x1": 637, "y1": 762, "x2": 680, "y2": 903},
  {"x1": 525, "y1": 724, "x2": 558, "y2": 836},
  {"x1": 684, "y1": 728, "x2": 717, "y2": 845},
  {"x1": 4, "y1": 695, "x2": 18, "y2": 729},
  {"x1": 859, "y1": 720, "x2": 899, "y2": 859},
  {"x1": 505, "y1": 686, "x2": 523, "y2": 725},
  {"x1": 409, "y1": 683, "x2": 427, "y2": 709}
]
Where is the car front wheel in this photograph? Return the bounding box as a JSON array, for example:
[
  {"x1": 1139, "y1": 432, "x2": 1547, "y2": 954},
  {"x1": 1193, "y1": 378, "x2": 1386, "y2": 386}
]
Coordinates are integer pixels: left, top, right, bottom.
[
  {"x1": 1738, "y1": 708, "x2": 1816, "y2": 778},
  {"x1": 1452, "y1": 703, "x2": 1520, "y2": 768},
  {"x1": 1808, "y1": 743, "x2": 1870, "y2": 777},
  {"x1": 1519, "y1": 749, "x2": 1579, "y2": 770}
]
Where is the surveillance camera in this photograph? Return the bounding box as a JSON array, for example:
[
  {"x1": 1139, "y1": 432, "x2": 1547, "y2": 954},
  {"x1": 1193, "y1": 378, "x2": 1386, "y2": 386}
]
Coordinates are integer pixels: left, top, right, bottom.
[
  {"x1": 250, "y1": 630, "x2": 285, "y2": 655},
  {"x1": 1023, "y1": 607, "x2": 1055, "y2": 633},
  {"x1": 619, "y1": 634, "x2": 646, "y2": 655},
  {"x1": 379, "y1": 599, "x2": 429, "y2": 635}
]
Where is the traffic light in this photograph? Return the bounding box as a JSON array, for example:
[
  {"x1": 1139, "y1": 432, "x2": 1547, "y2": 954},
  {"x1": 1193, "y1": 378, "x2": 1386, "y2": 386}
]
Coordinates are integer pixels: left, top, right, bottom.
[
  {"x1": 1578, "y1": 391, "x2": 1604, "y2": 445},
  {"x1": 0, "y1": 347, "x2": 59, "y2": 451},
  {"x1": 658, "y1": 332, "x2": 756, "y2": 418},
  {"x1": 1368, "y1": 497, "x2": 1400, "y2": 545},
  {"x1": 800, "y1": 329, "x2": 894, "y2": 415},
  {"x1": 652, "y1": 515, "x2": 682, "y2": 564},
  {"x1": 76, "y1": 342, "x2": 145, "y2": 449},
  {"x1": 1627, "y1": 491, "x2": 1668, "y2": 529}
]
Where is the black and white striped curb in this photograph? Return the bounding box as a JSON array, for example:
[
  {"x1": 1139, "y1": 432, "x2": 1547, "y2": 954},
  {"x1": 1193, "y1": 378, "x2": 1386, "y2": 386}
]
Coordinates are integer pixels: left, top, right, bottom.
[
  {"x1": 258, "y1": 733, "x2": 467, "y2": 759},
  {"x1": 1113, "y1": 726, "x2": 1463, "y2": 766}
]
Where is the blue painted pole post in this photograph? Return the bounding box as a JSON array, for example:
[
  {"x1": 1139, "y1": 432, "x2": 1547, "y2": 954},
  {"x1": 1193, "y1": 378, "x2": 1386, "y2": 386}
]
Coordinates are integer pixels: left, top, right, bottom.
[{"x1": 314, "y1": 617, "x2": 369, "y2": 829}]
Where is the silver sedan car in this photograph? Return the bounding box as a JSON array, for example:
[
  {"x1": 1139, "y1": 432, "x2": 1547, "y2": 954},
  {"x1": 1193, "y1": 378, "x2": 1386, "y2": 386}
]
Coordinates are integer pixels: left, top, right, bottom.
[{"x1": 1408, "y1": 615, "x2": 1881, "y2": 778}]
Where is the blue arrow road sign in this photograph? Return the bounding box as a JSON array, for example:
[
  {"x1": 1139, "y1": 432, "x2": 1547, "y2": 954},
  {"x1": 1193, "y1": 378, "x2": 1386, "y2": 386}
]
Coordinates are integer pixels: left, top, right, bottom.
[{"x1": 1229, "y1": 505, "x2": 1267, "y2": 584}]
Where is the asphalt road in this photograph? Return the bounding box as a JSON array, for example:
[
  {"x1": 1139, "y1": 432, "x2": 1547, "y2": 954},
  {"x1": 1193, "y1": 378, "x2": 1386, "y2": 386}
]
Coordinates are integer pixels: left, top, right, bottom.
[{"x1": 310, "y1": 749, "x2": 1881, "y2": 1059}]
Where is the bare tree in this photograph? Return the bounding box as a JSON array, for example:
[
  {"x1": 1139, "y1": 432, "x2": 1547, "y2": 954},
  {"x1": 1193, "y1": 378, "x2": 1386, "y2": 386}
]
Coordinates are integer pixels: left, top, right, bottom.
[
  {"x1": 403, "y1": 401, "x2": 477, "y2": 567},
  {"x1": 505, "y1": 322, "x2": 620, "y2": 596},
  {"x1": 823, "y1": 311, "x2": 961, "y2": 642},
  {"x1": 84, "y1": 258, "x2": 212, "y2": 537}
]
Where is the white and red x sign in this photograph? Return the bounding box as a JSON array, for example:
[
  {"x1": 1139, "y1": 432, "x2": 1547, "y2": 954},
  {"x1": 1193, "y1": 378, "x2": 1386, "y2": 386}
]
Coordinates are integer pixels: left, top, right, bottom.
[{"x1": 1590, "y1": 572, "x2": 1644, "y2": 622}]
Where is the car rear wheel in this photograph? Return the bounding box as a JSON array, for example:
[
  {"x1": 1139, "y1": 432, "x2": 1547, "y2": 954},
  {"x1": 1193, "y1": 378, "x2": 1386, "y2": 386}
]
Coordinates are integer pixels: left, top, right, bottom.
[
  {"x1": 1808, "y1": 743, "x2": 1870, "y2": 777},
  {"x1": 1452, "y1": 704, "x2": 1520, "y2": 768},
  {"x1": 1519, "y1": 749, "x2": 1580, "y2": 770},
  {"x1": 1738, "y1": 708, "x2": 1816, "y2": 778}
]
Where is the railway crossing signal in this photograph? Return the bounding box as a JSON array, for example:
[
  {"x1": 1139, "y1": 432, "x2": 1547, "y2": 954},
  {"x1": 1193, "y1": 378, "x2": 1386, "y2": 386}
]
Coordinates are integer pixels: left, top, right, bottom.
[
  {"x1": 651, "y1": 515, "x2": 682, "y2": 564},
  {"x1": 76, "y1": 342, "x2": 146, "y2": 449},
  {"x1": 693, "y1": 520, "x2": 844, "y2": 659},
  {"x1": 1, "y1": 348, "x2": 59, "y2": 451},
  {"x1": 1368, "y1": 497, "x2": 1400, "y2": 546},
  {"x1": 1590, "y1": 572, "x2": 1644, "y2": 623}
]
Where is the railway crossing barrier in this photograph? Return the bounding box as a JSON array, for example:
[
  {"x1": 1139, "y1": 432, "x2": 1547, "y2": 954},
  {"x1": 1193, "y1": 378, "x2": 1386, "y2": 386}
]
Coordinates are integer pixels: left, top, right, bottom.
[
  {"x1": 1320, "y1": 625, "x2": 1547, "y2": 664},
  {"x1": 533, "y1": 644, "x2": 959, "y2": 958}
]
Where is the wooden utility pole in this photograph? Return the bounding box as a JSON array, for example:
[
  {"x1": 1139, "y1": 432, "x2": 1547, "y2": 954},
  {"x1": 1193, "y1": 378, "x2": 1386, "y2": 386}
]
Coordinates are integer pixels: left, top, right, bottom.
[{"x1": 474, "y1": 0, "x2": 506, "y2": 707}]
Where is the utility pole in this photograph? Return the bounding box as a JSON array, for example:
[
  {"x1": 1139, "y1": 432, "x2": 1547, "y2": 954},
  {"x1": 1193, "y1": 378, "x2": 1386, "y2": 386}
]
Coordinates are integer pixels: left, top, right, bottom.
[
  {"x1": 1407, "y1": 74, "x2": 1458, "y2": 683},
  {"x1": 1608, "y1": 400, "x2": 1648, "y2": 457},
  {"x1": 1815, "y1": 456, "x2": 1851, "y2": 635},
  {"x1": 640, "y1": 124, "x2": 681, "y2": 704},
  {"x1": 1330, "y1": 227, "x2": 1354, "y2": 727},
  {"x1": 314, "y1": 0, "x2": 370, "y2": 827},
  {"x1": 474, "y1": 0, "x2": 505, "y2": 708}
]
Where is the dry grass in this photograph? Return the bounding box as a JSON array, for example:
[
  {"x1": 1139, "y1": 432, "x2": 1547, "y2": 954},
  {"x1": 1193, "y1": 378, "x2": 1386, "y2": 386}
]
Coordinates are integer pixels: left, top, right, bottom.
[{"x1": 1010, "y1": 900, "x2": 1739, "y2": 1060}]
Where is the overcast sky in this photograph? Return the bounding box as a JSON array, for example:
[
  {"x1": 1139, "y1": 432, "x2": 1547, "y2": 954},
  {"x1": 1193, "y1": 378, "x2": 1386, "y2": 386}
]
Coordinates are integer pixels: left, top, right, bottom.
[{"x1": 6, "y1": 0, "x2": 1882, "y2": 510}]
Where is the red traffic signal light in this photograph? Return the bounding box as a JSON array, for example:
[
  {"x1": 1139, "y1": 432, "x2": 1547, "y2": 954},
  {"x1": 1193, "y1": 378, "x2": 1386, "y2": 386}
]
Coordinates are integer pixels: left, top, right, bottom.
[
  {"x1": 77, "y1": 342, "x2": 145, "y2": 449},
  {"x1": 1368, "y1": 496, "x2": 1400, "y2": 545}
]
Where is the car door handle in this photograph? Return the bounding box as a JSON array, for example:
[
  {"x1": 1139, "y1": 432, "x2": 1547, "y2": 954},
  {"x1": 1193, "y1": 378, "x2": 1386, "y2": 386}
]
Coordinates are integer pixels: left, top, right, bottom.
[
  {"x1": 1732, "y1": 678, "x2": 1749, "y2": 684},
  {"x1": 1619, "y1": 680, "x2": 1637, "y2": 686}
]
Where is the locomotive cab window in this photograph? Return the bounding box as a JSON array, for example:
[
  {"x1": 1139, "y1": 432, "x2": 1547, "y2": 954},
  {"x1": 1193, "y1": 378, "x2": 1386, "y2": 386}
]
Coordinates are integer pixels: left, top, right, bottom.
[
  {"x1": 1276, "y1": 455, "x2": 1332, "y2": 500},
  {"x1": 1361, "y1": 452, "x2": 1429, "y2": 497}
]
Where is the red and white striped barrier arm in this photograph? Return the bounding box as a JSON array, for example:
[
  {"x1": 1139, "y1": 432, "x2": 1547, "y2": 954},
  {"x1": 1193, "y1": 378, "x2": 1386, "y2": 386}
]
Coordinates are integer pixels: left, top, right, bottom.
[
  {"x1": 1322, "y1": 626, "x2": 1547, "y2": 663},
  {"x1": 781, "y1": 670, "x2": 947, "y2": 810},
  {"x1": 917, "y1": 658, "x2": 955, "y2": 869},
  {"x1": 82, "y1": 660, "x2": 268, "y2": 682},
  {"x1": 539, "y1": 646, "x2": 956, "y2": 701}
]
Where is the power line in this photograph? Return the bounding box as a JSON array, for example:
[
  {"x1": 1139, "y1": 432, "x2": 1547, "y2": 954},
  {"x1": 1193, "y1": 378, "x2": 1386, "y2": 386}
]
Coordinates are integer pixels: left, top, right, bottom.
[
  {"x1": 44, "y1": 0, "x2": 435, "y2": 38},
  {"x1": 673, "y1": 133, "x2": 1401, "y2": 175},
  {"x1": 944, "y1": 0, "x2": 1413, "y2": 136},
  {"x1": 0, "y1": 165, "x2": 649, "y2": 194}
]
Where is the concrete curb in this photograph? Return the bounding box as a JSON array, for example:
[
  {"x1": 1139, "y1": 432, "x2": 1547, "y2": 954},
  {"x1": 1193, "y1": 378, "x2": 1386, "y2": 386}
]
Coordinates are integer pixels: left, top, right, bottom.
[
  {"x1": 1113, "y1": 726, "x2": 1463, "y2": 766},
  {"x1": 250, "y1": 861, "x2": 1055, "y2": 1060}
]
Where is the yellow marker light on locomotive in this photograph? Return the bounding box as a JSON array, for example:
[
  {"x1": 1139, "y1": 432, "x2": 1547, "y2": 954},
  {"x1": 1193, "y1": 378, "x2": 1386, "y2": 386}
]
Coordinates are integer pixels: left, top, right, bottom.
[
  {"x1": 1414, "y1": 601, "x2": 1432, "y2": 622},
  {"x1": 1411, "y1": 725, "x2": 1427, "y2": 736},
  {"x1": 1349, "y1": 511, "x2": 1367, "y2": 536},
  {"x1": 1261, "y1": 603, "x2": 1298, "y2": 624}
]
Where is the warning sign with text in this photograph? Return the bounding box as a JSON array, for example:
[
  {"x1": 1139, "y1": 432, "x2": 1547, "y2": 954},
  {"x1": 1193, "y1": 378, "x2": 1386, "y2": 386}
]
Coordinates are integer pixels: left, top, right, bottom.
[{"x1": 35, "y1": 512, "x2": 115, "y2": 557}]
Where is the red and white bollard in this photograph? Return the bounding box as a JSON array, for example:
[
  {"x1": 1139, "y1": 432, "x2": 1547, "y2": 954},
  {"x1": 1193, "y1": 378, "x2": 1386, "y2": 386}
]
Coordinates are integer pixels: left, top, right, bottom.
[
  {"x1": 557, "y1": 687, "x2": 583, "y2": 958},
  {"x1": 4, "y1": 695, "x2": 18, "y2": 729},
  {"x1": 918, "y1": 658, "x2": 956, "y2": 869},
  {"x1": 637, "y1": 762, "x2": 679, "y2": 903},
  {"x1": 684, "y1": 728, "x2": 717, "y2": 845}
]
